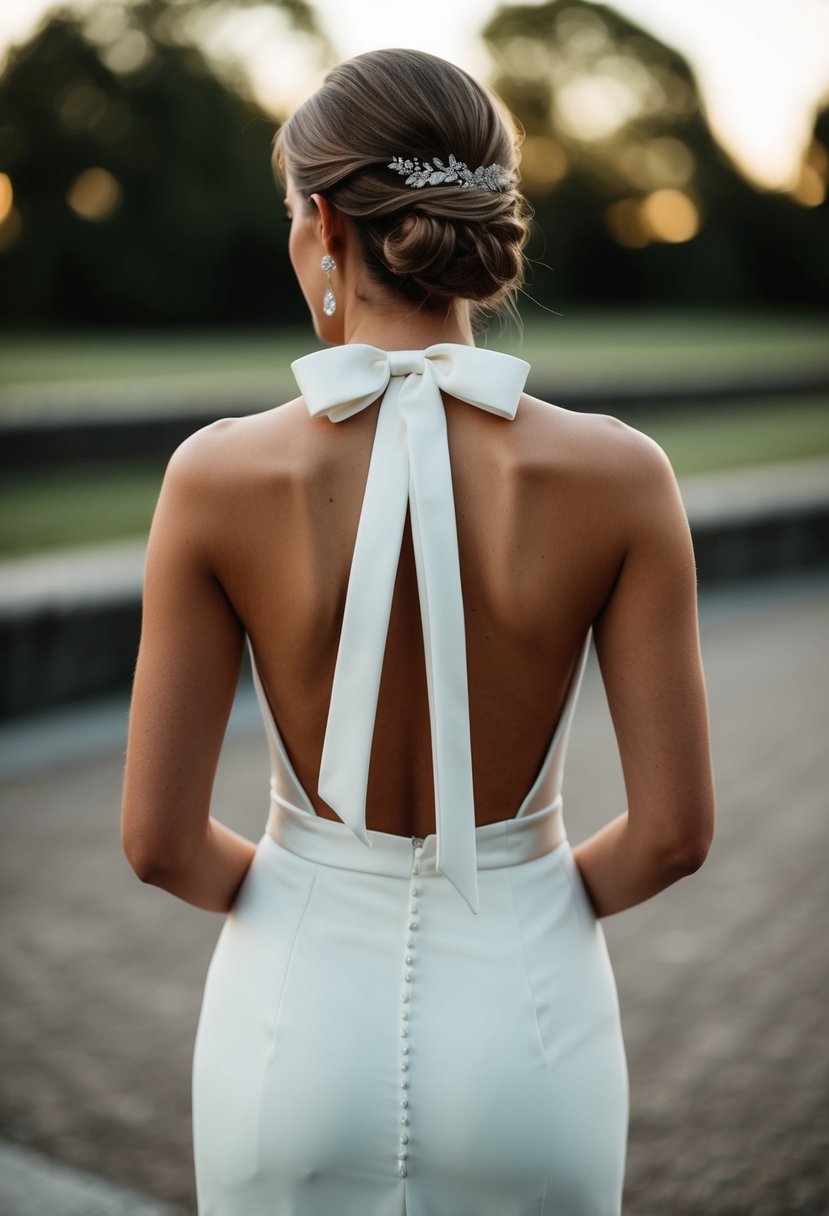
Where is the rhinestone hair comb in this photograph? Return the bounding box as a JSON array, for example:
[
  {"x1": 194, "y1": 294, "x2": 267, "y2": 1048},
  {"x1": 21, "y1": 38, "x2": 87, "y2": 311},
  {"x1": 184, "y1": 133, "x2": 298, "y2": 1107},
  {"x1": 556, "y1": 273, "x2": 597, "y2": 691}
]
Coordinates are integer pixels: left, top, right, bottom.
[{"x1": 387, "y1": 154, "x2": 511, "y2": 191}]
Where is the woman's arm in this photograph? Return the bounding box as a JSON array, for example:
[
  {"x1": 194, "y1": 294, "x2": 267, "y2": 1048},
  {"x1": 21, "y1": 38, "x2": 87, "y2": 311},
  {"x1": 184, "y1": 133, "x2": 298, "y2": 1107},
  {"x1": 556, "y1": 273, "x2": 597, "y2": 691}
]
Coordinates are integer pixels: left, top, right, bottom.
[
  {"x1": 572, "y1": 429, "x2": 715, "y2": 918},
  {"x1": 121, "y1": 428, "x2": 257, "y2": 912}
]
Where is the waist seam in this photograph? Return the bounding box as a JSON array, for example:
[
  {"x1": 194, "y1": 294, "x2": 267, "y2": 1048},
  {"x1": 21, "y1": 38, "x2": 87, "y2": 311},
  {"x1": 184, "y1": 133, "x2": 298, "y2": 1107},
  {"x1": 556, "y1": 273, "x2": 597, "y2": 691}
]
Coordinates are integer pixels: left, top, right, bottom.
[{"x1": 266, "y1": 793, "x2": 567, "y2": 878}]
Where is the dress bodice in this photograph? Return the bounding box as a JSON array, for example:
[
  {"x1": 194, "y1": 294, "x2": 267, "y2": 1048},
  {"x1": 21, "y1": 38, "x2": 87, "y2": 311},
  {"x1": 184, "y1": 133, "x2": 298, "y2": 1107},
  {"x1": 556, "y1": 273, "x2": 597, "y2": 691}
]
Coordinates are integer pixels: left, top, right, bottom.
[{"x1": 249, "y1": 343, "x2": 590, "y2": 915}]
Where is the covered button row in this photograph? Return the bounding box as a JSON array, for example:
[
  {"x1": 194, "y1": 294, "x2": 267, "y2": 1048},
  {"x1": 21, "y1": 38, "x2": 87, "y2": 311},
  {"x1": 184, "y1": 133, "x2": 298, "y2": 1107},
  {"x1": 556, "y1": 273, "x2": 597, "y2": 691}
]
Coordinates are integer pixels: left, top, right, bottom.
[{"x1": 398, "y1": 852, "x2": 422, "y2": 1177}]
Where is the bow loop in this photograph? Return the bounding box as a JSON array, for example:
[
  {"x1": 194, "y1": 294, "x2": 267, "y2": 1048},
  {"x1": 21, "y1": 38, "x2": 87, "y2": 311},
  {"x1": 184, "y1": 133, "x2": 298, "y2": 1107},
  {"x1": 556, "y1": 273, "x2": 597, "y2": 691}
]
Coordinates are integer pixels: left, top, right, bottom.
[
  {"x1": 293, "y1": 343, "x2": 390, "y2": 422},
  {"x1": 290, "y1": 342, "x2": 530, "y2": 913},
  {"x1": 426, "y1": 344, "x2": 525, "y2": 420}
]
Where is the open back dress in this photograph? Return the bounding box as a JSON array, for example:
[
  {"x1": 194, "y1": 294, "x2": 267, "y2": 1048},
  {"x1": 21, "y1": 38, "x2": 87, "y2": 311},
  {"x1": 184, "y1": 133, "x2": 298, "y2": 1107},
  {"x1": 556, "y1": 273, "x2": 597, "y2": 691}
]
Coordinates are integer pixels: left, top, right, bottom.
[{"x1": 191, "y1": 343, "x2": 629, "y2": 1215}]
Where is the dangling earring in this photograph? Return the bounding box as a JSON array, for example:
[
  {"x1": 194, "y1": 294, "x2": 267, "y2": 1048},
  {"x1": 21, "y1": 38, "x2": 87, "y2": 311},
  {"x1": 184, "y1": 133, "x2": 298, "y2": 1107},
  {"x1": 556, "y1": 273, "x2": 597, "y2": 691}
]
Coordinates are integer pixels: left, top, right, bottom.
[{"x1": 321, "y1": 254, "x2": 336, "y2": 316}]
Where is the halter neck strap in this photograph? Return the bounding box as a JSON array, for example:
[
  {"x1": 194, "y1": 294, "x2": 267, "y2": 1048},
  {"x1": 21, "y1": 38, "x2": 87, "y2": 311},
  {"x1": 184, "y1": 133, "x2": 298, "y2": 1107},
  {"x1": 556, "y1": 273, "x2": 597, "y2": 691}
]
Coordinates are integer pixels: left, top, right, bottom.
[{"x1": 291, "y1": 343, "x2": 530, "y2": 913}]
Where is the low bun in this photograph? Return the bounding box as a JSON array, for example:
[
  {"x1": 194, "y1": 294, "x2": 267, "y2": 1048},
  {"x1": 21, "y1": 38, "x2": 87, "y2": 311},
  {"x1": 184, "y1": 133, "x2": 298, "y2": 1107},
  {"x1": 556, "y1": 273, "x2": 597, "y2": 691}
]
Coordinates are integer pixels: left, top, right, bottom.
[
  {"x1": 274, "y1": 49, "x2": 532, "y2": 319},
  {"x1": 383, "y1": 213, "x2": 458, "y2": 284},
  {"x1": 381, "y1": 198, "x2": 529, "y2": 308}
]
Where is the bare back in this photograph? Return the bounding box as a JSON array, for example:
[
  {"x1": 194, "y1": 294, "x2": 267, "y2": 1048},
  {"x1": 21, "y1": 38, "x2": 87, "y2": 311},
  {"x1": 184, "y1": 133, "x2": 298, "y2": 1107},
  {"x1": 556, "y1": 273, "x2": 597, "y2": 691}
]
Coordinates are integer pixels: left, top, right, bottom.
[{"x1": 186, "y1": 388, "x2": 649, "y2": 839}]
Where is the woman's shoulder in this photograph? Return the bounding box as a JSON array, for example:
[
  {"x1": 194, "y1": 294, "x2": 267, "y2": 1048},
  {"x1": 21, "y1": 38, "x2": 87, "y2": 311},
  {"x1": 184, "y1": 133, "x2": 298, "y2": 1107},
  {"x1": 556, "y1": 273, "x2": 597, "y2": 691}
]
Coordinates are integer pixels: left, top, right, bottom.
[
  {"x1": 162, "y1": 394, "x2": 319, "y2": 487},
  {"x1": 516, "y1": 391, "x2": 676, "y2": 491}
]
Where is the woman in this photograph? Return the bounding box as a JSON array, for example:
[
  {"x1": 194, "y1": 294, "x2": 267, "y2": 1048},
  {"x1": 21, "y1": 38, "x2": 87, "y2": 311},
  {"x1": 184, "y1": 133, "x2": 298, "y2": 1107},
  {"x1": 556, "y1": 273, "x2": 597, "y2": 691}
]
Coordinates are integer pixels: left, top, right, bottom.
[{"x1": 122, "y1": 48, "x2": 714, "y2": 1216}]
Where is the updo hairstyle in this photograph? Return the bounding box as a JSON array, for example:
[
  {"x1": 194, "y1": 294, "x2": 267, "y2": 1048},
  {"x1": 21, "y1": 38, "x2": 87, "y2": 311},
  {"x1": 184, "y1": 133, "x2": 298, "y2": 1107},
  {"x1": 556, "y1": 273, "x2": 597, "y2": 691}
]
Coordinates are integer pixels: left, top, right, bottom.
[{"x1": 273, "y1": 49, "x2": 531, "y2": 318}]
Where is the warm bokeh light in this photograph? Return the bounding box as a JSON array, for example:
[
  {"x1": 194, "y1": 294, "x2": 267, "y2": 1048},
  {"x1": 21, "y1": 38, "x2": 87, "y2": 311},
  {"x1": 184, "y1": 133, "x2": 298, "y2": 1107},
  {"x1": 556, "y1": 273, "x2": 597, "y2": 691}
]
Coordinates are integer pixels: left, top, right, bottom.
[
  {"x1": 555, "y1": 72, "x2": 643, "y2": 143},
  {"x1": 640, "y1": 188, "x2": 700, "y2": 243},
  {"x1": 790, "y1": 164, "x2": 826, "y2": 208},
  {"x1": 616, "y1": 137, "x2": 695, "y2": 191},
  {"x1": 66, "y1": 166, "x2": 122, "y2": 221},
  {"x1": 0, "y1": 210, "x2": 23, "y2": 254},
  {"x1": 0, "y1": 171, "x2": 13, "y2": 223},
  {"x1": 806, "y1": 139, "x2": 828, "y2": 180},
  {"x1": 99, "y1": 27, "x2": 152, "y2": 74},
  {"x1": 0, "y1": 172, "x2": 20, "y2": 253},
  {"x1": 604, "y1": 197, "x2": 650, "y2": 248},
  {"x1": 605, "y1": 188, "x2": 700, "y2": 247},
  {"x1": 518, "y1": 136, "x2": 568, "y2": 195},
  {"x1": 788, "y1": 139, "x2": 828, "y2": 207}
]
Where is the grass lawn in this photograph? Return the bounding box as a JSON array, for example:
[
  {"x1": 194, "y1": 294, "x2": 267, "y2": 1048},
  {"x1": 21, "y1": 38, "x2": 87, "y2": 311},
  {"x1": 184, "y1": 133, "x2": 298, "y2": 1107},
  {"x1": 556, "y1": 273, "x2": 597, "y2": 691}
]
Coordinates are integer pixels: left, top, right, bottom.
[
  {"x1": 0, "y1": 461, "x2": 166, "y2": 557},
  {"x1": 2, "y1": 393, "x2": 827, "y2": 558},
  {"x1": 496, "y1": 309, "x2": 829, "y2": 385},
  {"x1": 633, "y1": 394, "x2": 829, "y2": 475}
]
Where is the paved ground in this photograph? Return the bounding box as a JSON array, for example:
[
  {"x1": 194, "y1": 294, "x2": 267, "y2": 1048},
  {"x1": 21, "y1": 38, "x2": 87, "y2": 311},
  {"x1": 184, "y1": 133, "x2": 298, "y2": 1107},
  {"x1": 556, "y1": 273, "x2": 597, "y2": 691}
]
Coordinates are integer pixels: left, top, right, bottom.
[{"x1": 1, "y1": 570, "x2": 827, "y2": 1215}]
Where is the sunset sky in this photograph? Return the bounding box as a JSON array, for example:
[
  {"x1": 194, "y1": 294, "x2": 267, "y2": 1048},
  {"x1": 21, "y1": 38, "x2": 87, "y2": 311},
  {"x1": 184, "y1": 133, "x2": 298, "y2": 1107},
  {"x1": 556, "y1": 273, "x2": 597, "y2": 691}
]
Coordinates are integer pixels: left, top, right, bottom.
[{"x1": 1, "y1": 0, "x2": 827, "y2": 190}]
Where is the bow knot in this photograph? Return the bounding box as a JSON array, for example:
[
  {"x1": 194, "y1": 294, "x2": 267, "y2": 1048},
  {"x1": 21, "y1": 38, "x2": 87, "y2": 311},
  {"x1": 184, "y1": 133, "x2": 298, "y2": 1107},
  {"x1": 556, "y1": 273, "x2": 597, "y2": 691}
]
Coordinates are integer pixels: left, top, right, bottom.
[
  {"x1": 291, "y1": 342, "x2": 530, "y2": 913},
  {"x1": 388, "y1": 349, "x2": 425, "y2": 377}
]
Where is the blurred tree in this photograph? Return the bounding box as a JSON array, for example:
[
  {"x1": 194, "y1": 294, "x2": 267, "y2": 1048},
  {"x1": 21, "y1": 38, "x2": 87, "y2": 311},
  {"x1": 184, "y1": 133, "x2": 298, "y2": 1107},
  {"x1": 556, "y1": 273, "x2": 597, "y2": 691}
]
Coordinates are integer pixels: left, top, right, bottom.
[
  {"x1": 483, "y1": 0, "x2": 829, "y2": 310},
  {"x1": 0, "y1": 0, "x2": 329, "y2": 326},
  {"x1": 748, "y1": 100, "x2": 829, "y2": 305},
  {"x1": 0, "y1": 0, "x2": 824, "y2": 324}
]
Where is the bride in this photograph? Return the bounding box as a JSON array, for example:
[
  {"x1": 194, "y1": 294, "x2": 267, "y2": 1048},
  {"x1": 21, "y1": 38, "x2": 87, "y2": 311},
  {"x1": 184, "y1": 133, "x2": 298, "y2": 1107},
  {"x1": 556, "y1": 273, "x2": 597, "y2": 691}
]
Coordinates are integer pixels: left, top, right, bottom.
[{"x1": 122, "y1": 47, "x2": 714, "y2": 1215}]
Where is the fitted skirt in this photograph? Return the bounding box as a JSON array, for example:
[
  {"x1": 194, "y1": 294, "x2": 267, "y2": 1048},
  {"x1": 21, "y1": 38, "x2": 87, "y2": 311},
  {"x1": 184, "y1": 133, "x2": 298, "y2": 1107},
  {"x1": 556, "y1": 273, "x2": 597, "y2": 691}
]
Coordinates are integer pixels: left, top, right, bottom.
[{"x1": 192, "y1": 798, "x2": 629, "y2": 1216}]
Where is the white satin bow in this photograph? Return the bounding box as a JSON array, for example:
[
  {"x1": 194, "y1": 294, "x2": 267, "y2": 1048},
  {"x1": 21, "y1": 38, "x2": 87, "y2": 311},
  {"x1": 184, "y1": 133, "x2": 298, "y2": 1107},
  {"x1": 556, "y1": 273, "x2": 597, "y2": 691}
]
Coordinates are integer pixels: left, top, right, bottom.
[{"x1": 291, "y1": 342, "x2": 530, "y2": 913}]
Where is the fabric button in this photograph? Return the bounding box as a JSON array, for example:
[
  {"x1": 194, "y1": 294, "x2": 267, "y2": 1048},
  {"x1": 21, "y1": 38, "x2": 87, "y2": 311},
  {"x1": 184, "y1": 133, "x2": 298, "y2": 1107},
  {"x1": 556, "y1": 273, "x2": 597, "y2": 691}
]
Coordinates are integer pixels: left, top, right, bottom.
[
  {"x1": 402, "y1": 990, "x2": 411, "y2": 1002},
  {"x1": 401, "y1": 1026, "x2": 409, "y2": 1037},
  {"x1": 400, "y1": 1097, "x2": 409, "y2": 1108},
  {"x1": 412, "y1": 864, "x2": 421, "y2": 875},
  {"x1": 409, "y1": 902, "x2": 418, "y2": 914},
  {"x1": 411, "y1": 885, "x2": 420, "y2": 895},
  {"x1": 405, "y1": 953, "x2": 414, "y2": 964},
  {"x1": 400, "y1": 1133, "x2": 409, "y2": 1144},
  {"x1": 401, "y1": 1009, "x2": 409, "y2": 1020},
  {"x1": 398, "y1": 1150, "x2": 408, "y2": 1160},
  {"x1": 401, "y1": 1062, "x2": 409, "y2": 1071},
  {"x1": 401, "y1": 1116, "x2": 410, "y2": 1126},
  {"x1": 400, "y1": 1079, "x2": 409, "y2": 1089},
  {"x1": 406, "y1": 937, "x2": 415, "y2": 948},
  {"x1": 399, "y1": 1164, "x2": 407, "y2": 1177},
  {"x1": 414, "y1": 846, "x2": 424, "y2": 857},
  {"x1": 408, "y1": 919, "x2": 419, "y2": 930},
  {"x1": 402, "y1": 1044, "x2": 410, "y2": 1054}
]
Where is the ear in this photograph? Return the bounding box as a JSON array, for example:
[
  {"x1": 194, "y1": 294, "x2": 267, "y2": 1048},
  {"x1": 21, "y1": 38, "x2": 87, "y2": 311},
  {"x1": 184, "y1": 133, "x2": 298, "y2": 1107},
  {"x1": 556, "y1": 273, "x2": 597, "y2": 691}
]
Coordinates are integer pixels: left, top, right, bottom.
[{"x1": 309, "y1": 192, "x2": 347, "y2": 256}]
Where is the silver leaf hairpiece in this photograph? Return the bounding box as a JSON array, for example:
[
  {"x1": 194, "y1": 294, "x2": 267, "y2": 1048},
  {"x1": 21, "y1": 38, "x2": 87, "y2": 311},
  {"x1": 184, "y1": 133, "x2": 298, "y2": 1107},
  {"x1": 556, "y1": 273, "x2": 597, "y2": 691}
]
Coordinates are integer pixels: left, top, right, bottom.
[{"x1": 387, "y1": 153, "x2": 511, "y2": 192}]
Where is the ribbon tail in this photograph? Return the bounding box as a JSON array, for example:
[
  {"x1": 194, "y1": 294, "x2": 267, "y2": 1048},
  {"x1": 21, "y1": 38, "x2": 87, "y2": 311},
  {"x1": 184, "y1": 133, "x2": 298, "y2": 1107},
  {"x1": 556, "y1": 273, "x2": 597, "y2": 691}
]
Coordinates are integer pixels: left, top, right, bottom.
[
  {"x1": 401, "y1": 373, "x2": 480, "y2": 914},
  {"x1": 317, "y1": 383, "x2": 409, "y2": 846}
]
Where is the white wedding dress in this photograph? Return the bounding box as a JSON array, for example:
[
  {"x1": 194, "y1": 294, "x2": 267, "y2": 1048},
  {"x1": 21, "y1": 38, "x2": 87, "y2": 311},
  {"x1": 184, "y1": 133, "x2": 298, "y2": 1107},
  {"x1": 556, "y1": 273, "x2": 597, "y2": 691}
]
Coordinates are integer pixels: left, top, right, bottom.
[{"x1": 191, "y1": 344, "x2": 629, "y2": 1214}]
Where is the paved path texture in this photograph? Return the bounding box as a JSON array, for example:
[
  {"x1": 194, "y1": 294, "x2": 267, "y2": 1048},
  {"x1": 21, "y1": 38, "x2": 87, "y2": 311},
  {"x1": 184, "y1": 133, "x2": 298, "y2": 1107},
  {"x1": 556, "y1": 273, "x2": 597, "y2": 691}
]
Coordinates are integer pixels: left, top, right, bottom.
[{"x1": 0, "y1": 571, "x2": 827, "y2": 1215}]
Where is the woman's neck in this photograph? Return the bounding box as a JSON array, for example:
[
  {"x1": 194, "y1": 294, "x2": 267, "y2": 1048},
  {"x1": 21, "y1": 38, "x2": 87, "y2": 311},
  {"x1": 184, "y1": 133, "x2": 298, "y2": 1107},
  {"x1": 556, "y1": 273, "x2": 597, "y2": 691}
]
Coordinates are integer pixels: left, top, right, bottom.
[{"x1": 340, "y1": 298, "x2": 476, "y2": 351}]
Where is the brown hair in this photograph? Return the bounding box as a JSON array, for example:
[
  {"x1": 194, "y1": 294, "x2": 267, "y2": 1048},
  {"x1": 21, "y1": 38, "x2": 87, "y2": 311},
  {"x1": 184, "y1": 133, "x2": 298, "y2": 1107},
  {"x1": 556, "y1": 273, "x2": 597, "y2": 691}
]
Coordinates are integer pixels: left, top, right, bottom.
[{"x1": 273, "y1": 49, "x2": 531, "y2": 320}]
